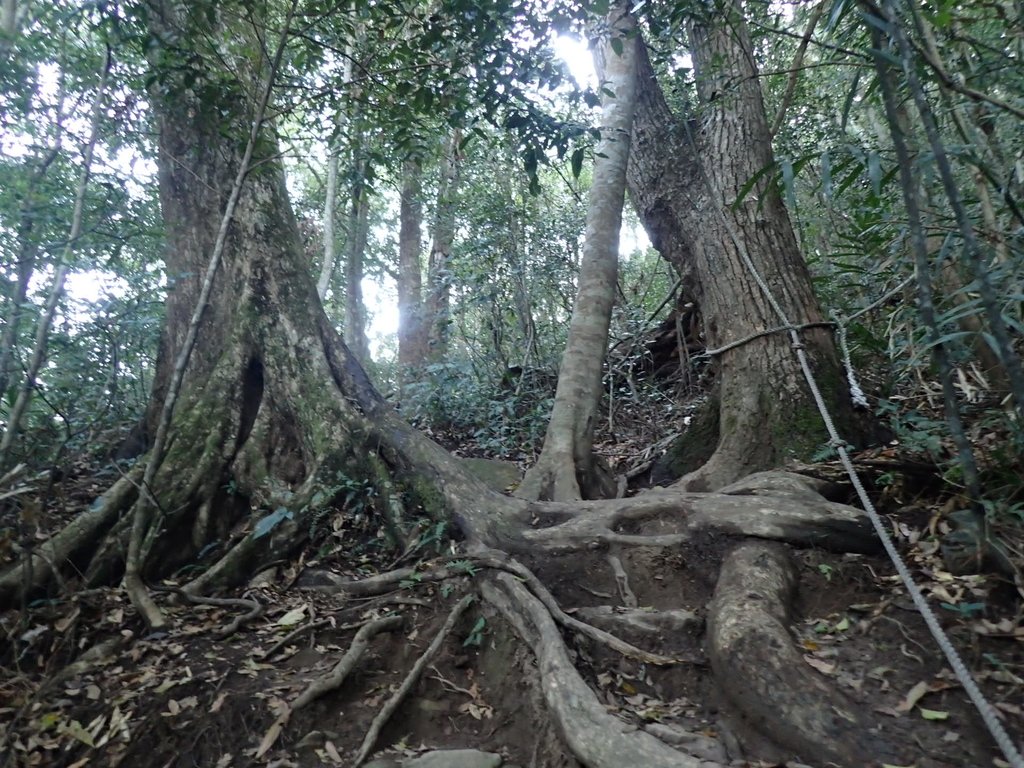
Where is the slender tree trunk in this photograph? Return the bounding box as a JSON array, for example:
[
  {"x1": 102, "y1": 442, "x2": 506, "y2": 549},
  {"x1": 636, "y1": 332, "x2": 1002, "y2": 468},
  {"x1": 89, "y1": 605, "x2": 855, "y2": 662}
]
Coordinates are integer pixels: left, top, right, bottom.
[
  {"x1": 516, "y1": 3, "x2": 638, "y2": 501},
  {"x1": 0, "y1": 226, "x2": 39, "y2": 400},
  {"x1": 343, "y1": 159, "x2": 372, "y2": 365},
  {"x1": 0, "y1": 52, "x2": 110, "y2": 468},
  {"x1": 397, "y1": 159, "x2": 426, "y2": 393},
  {"x1": 317, "y1": 149, "x2": 340, "y2": 300},
  {"x1": 625, "y1": 0, "x2": 863, "y2": 490},
  {"x1": 423, "y1": 128, "x2": 462, "y2": 364},
  {"x1": 1, "y1": 0, "x2": 16, "y2": 43},
  {"x1": 317, "y1": 23, "x2": 356, "y2": 301}
]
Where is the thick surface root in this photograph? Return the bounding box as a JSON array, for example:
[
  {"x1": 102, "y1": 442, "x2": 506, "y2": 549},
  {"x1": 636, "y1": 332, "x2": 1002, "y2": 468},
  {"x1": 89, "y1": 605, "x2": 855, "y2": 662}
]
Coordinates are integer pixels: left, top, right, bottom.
[
  {"x1": 707, "y1": 540, "x2": 904, "y2": 767},
  {"x1": 523, "y1": 471, "x2": 879, "y2": 554},
  {"x1": 479, "y1": 572, "x2": 723, "y2": 768}
]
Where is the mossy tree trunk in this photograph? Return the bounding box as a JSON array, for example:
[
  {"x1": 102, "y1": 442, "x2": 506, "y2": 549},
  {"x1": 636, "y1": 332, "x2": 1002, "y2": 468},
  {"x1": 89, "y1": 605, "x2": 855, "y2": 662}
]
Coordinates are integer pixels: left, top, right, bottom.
[
  {"x1": 625, "y1": 0, "x2": 863, "y2": 490},
  {"x1": 59, "y1": 0, "x2": 517, "y2": 594}
]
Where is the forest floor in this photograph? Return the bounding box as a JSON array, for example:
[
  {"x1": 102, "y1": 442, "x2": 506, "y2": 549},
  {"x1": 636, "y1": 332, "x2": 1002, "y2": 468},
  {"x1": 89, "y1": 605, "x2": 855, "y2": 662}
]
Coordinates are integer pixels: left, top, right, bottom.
[{"x1": 2, "y1": 390, "x2": 1024, "y2": 768}]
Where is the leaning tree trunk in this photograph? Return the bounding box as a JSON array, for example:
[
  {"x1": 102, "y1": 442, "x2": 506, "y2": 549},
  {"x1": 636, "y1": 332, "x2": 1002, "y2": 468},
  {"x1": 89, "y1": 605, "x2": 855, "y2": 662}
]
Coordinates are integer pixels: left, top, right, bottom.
[
  {"x1": 626, "y1": 1, "x2": 863, "y2": 490},
  {"x1": 516, "y1": 2, "x2": 638, "y2": 502}
]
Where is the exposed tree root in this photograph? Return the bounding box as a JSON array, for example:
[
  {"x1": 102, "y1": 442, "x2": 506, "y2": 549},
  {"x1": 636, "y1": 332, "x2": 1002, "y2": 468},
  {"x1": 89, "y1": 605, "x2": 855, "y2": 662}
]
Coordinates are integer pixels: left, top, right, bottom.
[
  {"x1": 572, "y1": 605, "x2": 703, "y2": 660},
  {"x1": 524, "y1": 471, "x2": 879, "y2": 554},
  {"x1": 471, "y1": 551, "x2": 692, "y2": 665},
  {"x1": 257, "y1": 613, "x2": 404, "y2": 758},
  {"x1": 309, "y1": 553, "x2": 694, "y2": 666},
  {"x1": 353, "y1": 593, "x2": 475, "y2": 767},
  {"x1": 151, "y1": 585, "x2": 263, "y2": 638},
  {"x1": 707, "y1": 540, "x2": 904, "y2": 768},
  {"x1": 480, "y1": 572, "x2": 723, "y2": 768},
  {"x1": 260, "y1": 617, "x2": 334, "y2": 659}
]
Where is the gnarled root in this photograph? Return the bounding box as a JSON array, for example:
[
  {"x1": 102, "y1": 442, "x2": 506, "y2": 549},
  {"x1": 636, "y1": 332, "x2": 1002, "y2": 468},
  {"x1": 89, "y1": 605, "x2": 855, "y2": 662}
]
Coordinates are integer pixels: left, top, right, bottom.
[
  {"x1": 707, "y1": 540, "x2": 904, "y2": 768},
  {"x1": 480, "y1": 571, "x2": 725, "y2": 768}
]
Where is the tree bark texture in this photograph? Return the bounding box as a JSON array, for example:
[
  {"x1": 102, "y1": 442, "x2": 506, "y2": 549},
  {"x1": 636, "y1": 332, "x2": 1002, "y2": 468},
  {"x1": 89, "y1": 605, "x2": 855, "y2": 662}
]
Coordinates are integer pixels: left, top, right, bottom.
[
  {"x1": 625, "y1": 1, "x2": 861, "y2": 489},
  {"x1": 343, "y1": 158, "x2": 371, "y2": 366},
  {"x1": 424, "y1": 128, "x2": 462, "y2": 364},
  {"x1": 516, "y1": 3, "x2": 638, "y2": 501},
  {"x1": 397, "y1": 159, "x2": 427, "y2": 391},
  {"x1": 99, "y1": 0, "x2": 515, "y2": 589}
]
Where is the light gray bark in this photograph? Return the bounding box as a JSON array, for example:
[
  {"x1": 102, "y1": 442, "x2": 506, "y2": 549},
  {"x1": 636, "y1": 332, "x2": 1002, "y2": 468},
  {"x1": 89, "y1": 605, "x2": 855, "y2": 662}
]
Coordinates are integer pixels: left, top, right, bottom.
[
  {"x1": 343, "y1": 161, "x2": 371, "y2": 365},
  {"x1": 516, "y1": 2, "x2": 638, "y2": 501},
  {"x1": 397, "y1": 159, "x2": 426, "y2": 390},
  {"x1": 424, "y1": 128, "x2": 462, "y2": 363},
  {"x1": 317, "y1": 148, "x2": 340, "y2": 300}
]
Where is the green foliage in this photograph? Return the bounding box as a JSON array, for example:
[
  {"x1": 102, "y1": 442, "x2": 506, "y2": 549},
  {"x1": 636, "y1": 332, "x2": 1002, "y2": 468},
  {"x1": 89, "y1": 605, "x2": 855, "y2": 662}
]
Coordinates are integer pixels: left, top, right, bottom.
[
  {"x1": 462, "y1": 615, "x2": 486, "y2": 647},
  {"x1": 404, "y1": 360, "x2": 554, "y2": 460}
]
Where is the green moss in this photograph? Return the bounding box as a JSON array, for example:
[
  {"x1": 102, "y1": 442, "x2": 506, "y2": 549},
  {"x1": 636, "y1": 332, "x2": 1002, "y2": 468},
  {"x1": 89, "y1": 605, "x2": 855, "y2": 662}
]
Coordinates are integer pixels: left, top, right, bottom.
[{"x1": 651, "y1": 398, "x2": 720, "y2": 484}]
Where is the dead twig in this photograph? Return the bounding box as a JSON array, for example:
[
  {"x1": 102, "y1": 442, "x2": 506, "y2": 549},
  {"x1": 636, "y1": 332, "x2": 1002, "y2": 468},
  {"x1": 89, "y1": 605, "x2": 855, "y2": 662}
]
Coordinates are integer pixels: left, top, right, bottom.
[
  {"x1": 608, "y1": 554, "x2": 638, "y2": 608},
  {"x1": 261, "y1": 617, "x2": 334, "y2": 660}
]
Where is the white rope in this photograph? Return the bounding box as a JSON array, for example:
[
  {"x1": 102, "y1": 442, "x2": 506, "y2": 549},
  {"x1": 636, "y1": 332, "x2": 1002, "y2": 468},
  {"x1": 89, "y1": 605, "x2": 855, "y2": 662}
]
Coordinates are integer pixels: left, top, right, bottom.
[
  {"x1": 830, "y1": 310, "x2": 869, "y2": 408},
  {"x1": 693, "y1": 139, "x2": 1023, "y2": 768}
]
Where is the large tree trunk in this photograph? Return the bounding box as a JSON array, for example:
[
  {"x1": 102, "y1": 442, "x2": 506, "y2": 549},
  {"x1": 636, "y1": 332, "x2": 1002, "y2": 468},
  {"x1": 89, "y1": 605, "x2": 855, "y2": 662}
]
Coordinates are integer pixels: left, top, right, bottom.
[
  {"x1": 516, "y1": 3, "x2": 638, "y2": 501},
  {"x1": 626, "y1": 1, "x2": 863, "y2": 490},
  {"x1": 56, "y1": 0, "x2": 515, "y2": 595}
]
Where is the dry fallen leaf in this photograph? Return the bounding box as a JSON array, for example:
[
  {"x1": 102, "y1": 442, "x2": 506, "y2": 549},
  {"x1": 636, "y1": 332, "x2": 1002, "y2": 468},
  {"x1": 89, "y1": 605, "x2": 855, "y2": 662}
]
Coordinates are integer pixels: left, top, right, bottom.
[
  {"x1": 323, "y1": 740, "x2": 343, "y2": 764},
  {"x1": 896, "y1": 680, "x2": 930, "y2": 713},
  {"x1": 803, "y1": 655, "x2": 836, "y2": 675},
  {"x1": 210, "y1": 692, "x2": 228, "y2": 713},
  {"x1": 276, "y1": 605, "x2": 307, "y2": 627},
  {"x1": 255, "y1": 717, "x2": 285, "y2": 758}
]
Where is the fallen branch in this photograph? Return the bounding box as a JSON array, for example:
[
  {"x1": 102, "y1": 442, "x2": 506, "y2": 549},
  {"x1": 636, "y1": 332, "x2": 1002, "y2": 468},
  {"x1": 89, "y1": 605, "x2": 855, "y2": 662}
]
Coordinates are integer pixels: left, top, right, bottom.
[
  {"x1": 352, "y1": 593, "x2": 475, "y2": 767},
  {"x1": 607, "y1": 554, "x2": 637, "y2": 608}
]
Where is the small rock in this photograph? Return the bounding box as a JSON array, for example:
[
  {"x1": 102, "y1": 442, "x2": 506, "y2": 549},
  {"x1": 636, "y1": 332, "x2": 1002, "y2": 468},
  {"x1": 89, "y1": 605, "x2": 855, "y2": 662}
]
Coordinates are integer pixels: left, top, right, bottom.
[
  {"x1": 363, "y1": 759, "x2": 402, "y2": 768},
  {"x1": 405, "y1": 749, "x2": 503, "y2": 768}
]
